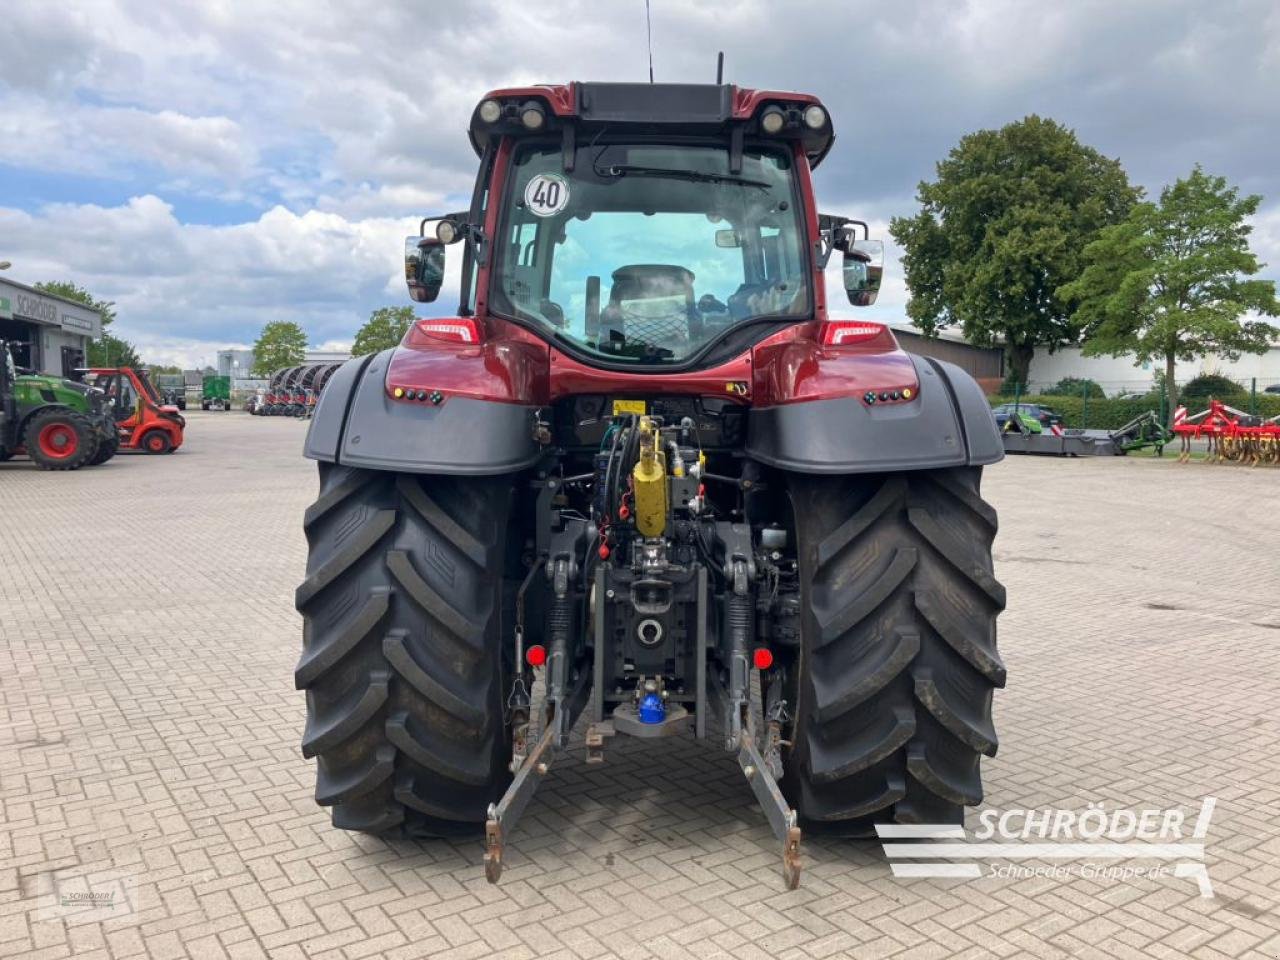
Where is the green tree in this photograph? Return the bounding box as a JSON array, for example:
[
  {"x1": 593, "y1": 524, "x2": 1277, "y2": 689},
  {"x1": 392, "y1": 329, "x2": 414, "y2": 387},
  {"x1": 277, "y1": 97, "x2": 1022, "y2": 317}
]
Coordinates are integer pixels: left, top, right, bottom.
[
  {"x1": 890, "y1": 115, "x2": 1139, "y2": 386},
  {"x1": 90, "y1": 334, "x2": 142, "y2": 368},
  {"x1": 1178, "y1": 373, "x2": 1245, "y2": 403},
  {"x1": 34, "y1": 280, "x2": 140, "y2": 367},
  {"x1": 252, "y1": 321, "x2": 308, "y2": 375},
  {"x1": 352, "y1": 306, "x2": 415, "y2": 356},
  {"x1": 1043, "y1": 376, "x2": 1106, "y2": 399},
  {"x1": 1060, "y1": 166, "x2": 1280, "y2": 408},
  {"x1": 34, "y1": 280, "x2": 117, "y2": 327}
]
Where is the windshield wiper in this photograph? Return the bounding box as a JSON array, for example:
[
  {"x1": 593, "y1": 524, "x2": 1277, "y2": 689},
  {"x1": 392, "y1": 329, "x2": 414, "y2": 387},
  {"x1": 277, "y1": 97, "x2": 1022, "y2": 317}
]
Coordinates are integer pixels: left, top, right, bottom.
[{"x1": 602, "y1": 164, "x2": 770, "y2": 190}]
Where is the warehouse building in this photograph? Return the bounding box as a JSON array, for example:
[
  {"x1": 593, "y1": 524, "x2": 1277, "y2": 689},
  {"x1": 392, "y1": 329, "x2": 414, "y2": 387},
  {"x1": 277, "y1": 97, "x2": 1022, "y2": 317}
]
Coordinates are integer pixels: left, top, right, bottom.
[
  {"x1": 887, "y1": 322, "x2": 1004, "y2": 393},
  {"x1": 0, "y1": 277, "x2": 102, "y2": 376}
]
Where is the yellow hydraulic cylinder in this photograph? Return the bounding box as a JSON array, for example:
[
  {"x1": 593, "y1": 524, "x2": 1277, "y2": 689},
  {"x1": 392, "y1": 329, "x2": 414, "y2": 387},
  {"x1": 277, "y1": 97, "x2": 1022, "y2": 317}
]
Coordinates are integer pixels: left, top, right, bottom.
[{"x1": 631, "y1": 417, "x2": 668, "y2": 538}]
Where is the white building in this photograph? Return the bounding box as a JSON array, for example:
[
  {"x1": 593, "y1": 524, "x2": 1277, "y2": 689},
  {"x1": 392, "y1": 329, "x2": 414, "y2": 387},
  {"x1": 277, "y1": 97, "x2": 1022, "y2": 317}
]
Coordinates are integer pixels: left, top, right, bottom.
[
  {"x1": 217, "y1": 348, "x2": 256, "y2": 380},
  {"x1": 1029, "y1": 342, "x2": 1280, "y2": 394},
  {"x1": 0, "y1": 277, "x2": 102, "y2": 376}
]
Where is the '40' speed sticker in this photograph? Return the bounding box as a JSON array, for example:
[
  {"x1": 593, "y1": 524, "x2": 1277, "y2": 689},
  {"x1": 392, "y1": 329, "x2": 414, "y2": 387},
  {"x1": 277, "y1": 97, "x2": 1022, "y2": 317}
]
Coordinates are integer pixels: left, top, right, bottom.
[{"x1": 524, "y1": 173, "x2": 569, "y2": 217}]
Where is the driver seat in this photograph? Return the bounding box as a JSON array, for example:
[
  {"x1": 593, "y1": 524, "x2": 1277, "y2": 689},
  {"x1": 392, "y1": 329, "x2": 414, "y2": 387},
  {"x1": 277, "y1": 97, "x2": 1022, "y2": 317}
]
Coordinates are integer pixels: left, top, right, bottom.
[{"x1": 599, "y1": 264, "x2": 701, "y2": 349}]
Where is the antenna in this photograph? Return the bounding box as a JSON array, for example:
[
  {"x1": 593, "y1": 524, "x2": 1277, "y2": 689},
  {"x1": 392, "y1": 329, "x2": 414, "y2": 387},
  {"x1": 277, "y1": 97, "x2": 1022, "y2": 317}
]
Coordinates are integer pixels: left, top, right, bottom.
[
  {"x1": 645, "y1": 0, "x2": 654, "y2": 83},
  {"x1": 716, "y1": 51, "x2": 724, "y2": 84}
]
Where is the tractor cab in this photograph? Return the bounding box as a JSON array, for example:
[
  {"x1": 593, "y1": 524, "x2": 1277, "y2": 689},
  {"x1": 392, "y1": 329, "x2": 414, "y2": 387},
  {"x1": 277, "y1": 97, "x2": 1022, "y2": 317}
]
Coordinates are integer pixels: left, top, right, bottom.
[
  {"x1": 85, "y1": 367, "x2": 186, "y2": 454},
  {"x1": 405, "y1": 82, "x2": 884, "y2": 370}
]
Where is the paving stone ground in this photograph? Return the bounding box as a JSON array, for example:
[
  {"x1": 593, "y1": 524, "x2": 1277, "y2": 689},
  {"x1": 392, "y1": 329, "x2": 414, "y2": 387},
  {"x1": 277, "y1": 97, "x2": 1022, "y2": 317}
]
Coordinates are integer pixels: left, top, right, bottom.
[{"x1": 1, "y1": 411, "x2": 1278, "y2": 960}]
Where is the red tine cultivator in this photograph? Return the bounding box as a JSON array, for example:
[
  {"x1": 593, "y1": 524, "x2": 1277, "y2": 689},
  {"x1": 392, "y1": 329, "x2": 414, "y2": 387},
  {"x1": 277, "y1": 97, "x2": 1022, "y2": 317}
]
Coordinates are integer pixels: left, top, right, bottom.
[{"x1": 1173, "y1": 398, "x2": 1280, "y2": 464}]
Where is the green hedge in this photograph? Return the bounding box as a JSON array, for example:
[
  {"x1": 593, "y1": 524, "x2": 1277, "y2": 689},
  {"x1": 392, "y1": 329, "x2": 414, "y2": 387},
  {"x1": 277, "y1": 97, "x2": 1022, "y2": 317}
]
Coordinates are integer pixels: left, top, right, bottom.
[{"x1": 989, "y1": 393, "x2": 1280, "y2": 430}]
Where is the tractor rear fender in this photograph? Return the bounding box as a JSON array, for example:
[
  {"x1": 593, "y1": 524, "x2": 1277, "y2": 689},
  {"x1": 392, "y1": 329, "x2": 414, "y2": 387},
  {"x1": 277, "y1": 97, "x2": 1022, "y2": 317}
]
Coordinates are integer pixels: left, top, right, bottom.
[
  {"x1": 745, "y1": 354, "x2": 1002, "y2": 474},
  {"x1": 303, "y1": 348, "x2": 543, "y2": 475},
  {"x1": 17, "y1": 403, "x2": 78, "y2": 439}
]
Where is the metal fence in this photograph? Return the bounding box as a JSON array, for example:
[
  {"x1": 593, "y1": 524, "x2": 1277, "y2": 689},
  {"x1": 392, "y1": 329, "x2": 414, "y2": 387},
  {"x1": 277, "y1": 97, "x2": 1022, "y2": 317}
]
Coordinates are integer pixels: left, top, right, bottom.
[
  {"x1": 997, "y1": 377, "x2": 1280, "y2": 430},
  {"x1": 1019, "y1": 376, "x2": 1279, "y2": 399}
]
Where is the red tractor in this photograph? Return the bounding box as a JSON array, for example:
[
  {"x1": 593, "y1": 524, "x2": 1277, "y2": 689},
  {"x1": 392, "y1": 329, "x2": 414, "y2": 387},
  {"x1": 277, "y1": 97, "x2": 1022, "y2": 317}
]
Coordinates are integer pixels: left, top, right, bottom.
[
  {"x1": 295, "y1": 81, "x2": 1005, "y2": 888},
  {"x1": 86, "y1": 367, "x2": 186, "y2": 454}
]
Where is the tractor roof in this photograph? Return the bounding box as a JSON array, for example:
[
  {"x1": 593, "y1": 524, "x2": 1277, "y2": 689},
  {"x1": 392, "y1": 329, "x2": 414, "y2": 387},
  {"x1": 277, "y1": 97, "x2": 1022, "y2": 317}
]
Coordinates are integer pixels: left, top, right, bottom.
[{"x1": 468, "y1": 82, "x2": 834, "y2": 169}]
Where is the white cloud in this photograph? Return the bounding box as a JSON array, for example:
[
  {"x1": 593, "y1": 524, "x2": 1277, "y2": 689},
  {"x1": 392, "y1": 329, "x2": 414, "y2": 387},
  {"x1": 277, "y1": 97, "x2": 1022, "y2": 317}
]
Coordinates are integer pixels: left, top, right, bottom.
[
  {"x1": 0, "y1": 95, "x2": 255, "y2": 185},
  {"x1": 0, "y1": 194, "x2": 466, "y2": 361},
  {"x1": 2, "y1": 0, "x2": 1278, "y2": 364}
]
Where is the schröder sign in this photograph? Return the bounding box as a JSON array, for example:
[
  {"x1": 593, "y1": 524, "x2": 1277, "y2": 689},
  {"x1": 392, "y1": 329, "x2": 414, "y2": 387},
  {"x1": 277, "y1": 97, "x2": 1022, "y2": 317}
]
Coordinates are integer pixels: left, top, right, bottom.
[{"x1": 13, "y1": 292, "x2": 59, "y2": 324}]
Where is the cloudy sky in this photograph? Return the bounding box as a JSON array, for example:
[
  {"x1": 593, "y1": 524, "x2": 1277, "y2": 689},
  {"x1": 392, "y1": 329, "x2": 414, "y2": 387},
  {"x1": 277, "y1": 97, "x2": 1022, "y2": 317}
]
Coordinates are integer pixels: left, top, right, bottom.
[{"x1": 2, "y1": 0, "x2": 1278, "y2": 367}]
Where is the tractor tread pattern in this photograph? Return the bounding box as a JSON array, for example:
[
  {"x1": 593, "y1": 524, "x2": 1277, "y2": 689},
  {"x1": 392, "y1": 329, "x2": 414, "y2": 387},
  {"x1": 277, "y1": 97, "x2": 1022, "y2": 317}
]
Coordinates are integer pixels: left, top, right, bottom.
[
  {"x1": 394, "y1": 774, "x2": 485, "y2": 823},
  {"x1": 395, "y1": 476, "x2": 488, "y2": 568},
  {"x1": 914, "y1": 593, "x2": 1007, "y2": 687},
  {"x1": 807, "y1": 706, "x2": 915, "y2": 783},
  {"x1": 295, "y1": 464, "x2": 512, "y2": 839},
  {"x1": 385, "y1": 710, "x2": 494, "y2": 786},
  {"x1": 815, "y1": 476, "x2": 907, "y2": 568},
  {"x1": 382, "y1": 630, "x2": 488, "y2": 728},
  {"x1": 811, "y1": 627, "x2": 921, "y2": 724},
  {"x1": 303, "y1": 470, "x2": 375, "y2": 529},
  {"x1": 814, "y1": 547, "x2": 918, "y2": 649},
  {"x1": 295, "y1": 509, "x2": 397, "y2": 608},
  {"x1": 911, "y1": 665, "x2": 999, "y2": 756},
  {"x1": 906, "y1": 507, "x2": 1006, "y2": 607},
  {"x1": 301, "y1": 670, "x2": 389, "y2": 758},
  {"x1": 315, "y1": 745, "x2": 396, "y2": 806},
  {"x1": 294, "y1": 588, "x2": 391, "y2": 689},
  {"x1": 785, "y1": 467, "x2": 1004, "y2": 833},
  {"x1": 386, "y1": 550, "x2": 484, "y2": 653},
  {"x1": 799, "y1": 772, "x2": 906, "y2": 824}
]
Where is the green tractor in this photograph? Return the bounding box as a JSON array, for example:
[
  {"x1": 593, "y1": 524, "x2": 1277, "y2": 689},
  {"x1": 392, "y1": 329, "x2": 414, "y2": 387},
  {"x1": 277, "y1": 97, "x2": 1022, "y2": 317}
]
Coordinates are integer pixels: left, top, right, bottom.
[{"x1": 0, "y1": 345, "x2": 118, "y2": 470}]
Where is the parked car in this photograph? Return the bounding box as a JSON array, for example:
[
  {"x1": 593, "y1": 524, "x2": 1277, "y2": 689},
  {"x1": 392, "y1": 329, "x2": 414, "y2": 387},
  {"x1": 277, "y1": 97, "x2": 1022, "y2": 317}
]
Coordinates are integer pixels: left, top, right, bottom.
[
  {"x1": 1264, "y1": 384, "x2": 1280, "y2": 395},
  {"x1": 991, "y1": 403, "x2": 1064, "y2": 430}
]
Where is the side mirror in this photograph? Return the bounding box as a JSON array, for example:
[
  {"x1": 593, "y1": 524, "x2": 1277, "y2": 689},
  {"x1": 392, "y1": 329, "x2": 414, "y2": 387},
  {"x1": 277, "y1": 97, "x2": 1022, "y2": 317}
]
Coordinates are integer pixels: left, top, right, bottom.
[
  {"x1": 842, "y1": 238, "x2": 884, "y2": 307},
  {"x1": 405, "y1": 236, "x2": 445, "y2": 303}
]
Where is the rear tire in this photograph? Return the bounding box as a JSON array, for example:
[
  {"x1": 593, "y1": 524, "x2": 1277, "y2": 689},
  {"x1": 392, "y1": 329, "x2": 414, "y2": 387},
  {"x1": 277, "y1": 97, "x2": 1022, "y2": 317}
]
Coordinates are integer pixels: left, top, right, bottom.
[
  {"x1": 782, "y1": 468, "x2": 1006, "y2": 832},
  {"x1": 26, "y1": 410, "x2": 98, "y2": 471},
  {"x1": 295, "y1": 464, "x2": 515, "y2": 837},
  {"x1": 89, "y1": 429, "x2": 119, "y2": 465}
]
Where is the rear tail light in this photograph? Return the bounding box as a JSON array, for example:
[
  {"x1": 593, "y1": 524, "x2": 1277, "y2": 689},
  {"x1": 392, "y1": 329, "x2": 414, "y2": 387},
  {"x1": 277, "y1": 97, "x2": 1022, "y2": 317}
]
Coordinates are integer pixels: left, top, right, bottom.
[
  {"x1": 821, "y1": 321, "x2": 886, "y2": 346},
  {"x1": 409, "y1": 317, "x2": 483, "y2": 345}
]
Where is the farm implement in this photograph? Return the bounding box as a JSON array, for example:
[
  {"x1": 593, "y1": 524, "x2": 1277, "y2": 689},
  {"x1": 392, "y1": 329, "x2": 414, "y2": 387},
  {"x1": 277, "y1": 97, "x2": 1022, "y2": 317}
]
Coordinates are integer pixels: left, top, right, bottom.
[
  {"x1": 252, "y1": 363, "x2": 343, "y2": 417},
  {"x1": 1001, "y1": 409, "x2": 1170, "y2": 457},
  {"x1": 1174, "y1": 399, "x2": 1280, "y2": 464}
]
